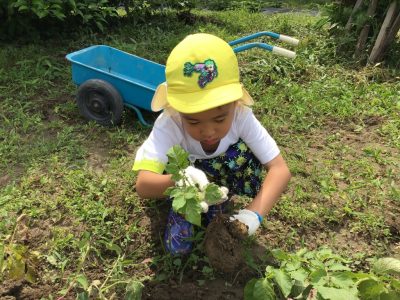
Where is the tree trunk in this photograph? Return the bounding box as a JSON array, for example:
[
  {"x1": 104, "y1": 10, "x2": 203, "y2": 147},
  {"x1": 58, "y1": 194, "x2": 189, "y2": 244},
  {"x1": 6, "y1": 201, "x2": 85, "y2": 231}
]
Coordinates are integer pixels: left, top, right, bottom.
[
  {"x1": 345, "y1": 0, "x2": 364, "y2": 31},
  {"x1": 354, "y1": 0, "x2": 379, "y2": 57},
  {"x1": 369, "y1": 1, "x2": 399, "y2": 64}
]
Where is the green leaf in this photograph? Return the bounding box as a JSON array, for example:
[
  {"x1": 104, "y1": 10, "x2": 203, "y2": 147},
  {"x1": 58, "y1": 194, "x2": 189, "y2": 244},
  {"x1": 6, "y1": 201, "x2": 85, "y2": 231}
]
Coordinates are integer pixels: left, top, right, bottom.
[
  {"x1": 316, "y1": 286, "x2": 358, "y2": 300},
  {"x1": 184, "y1": 198, "x2": 202, "y2": 226},
  {"x1": 290, "y1": 280, "x2": 306, "y2": 298},
  {"x1": 76, "y1": 292, "x2": 89, "y2": 300},
  {"x1": 25, "y1": 265, "x2": 37, "y2": 283},
  {"x1": 245, "y1": 277, "x2": 276, "y2": 300},
  {"x1": 391, "y1": 278, "x2": 400, "y2": 291},
  {"x1": 373, "y1": 258, "x2": 400, "y2": 275},
  {"x1": 358, "y1": 278, "x2": 387, "y2": 299},
  {"x1": 253, "y1": 278, "x2": 276, "y2": 300},
  {"x1": 204, "y1": 183, "x2": 222, "y2": 205},
  {"x1": 330, "y1": 272, "x2": 356, "y2": 289},
  {"x1": 290, "y1": 268, "x2": 309, "y2": 282},
  {"x1": 75, "y1": 274, "x2": 89, "y2": 290},
  {"x1": 310, "y1": 268, "x2": 327, "y2": 285},
  {"x1": 272, "y1": 249, "x2": 289, "y2": 261},
  {"x1": 170, "y1": 189, "x2": 187, "y2": 211},
  {"x1": 165, "y1": 145, "x2": 190, "y2": 181},
  {"x1": 272, "y1": 269, "x2": 293, "y2": 297},
  {"x1": 166, "y1": 145, "x2": 189, "y2": 171},
  {"x1": 106, "y1": 243, "x2": 122, "y2": 256},
  {"x1": 296, "y1": 248, "x2": 308, "y2": 257},
  {"x1": 285, "y1": 260, "x2": 302, "y2": 272},
  {"x1": 8, "y1": 254, "x2": 25, "y2": 280},
  {"x1": 244, "y1": 279, "x2": 258, "y2": 300},
  {"x1": 171, "y1": 186, "x2": 198, "y2": 213},
  {"x1": 380, "y1": 291, "x2": 400, "y2": 300},
  {"x1": 328, "y1": 263, "x2": 351, "y2": 272},
  {"x1": 125, "y1": 280, "x2": 144, "y2": 300}
]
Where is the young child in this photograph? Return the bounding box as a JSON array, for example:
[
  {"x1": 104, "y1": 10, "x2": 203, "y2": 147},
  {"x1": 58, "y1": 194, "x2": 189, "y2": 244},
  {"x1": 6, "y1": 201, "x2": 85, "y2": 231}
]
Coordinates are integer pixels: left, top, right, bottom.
[{"x1": 133, "y1": 33, "x2": 291, "y2": 255}]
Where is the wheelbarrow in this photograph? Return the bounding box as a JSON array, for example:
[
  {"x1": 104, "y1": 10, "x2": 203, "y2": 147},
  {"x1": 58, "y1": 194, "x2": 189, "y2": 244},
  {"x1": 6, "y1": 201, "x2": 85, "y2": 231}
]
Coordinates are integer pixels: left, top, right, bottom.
[{"x1": 66, "y1": 31, "x2": 299, "y2": 127}]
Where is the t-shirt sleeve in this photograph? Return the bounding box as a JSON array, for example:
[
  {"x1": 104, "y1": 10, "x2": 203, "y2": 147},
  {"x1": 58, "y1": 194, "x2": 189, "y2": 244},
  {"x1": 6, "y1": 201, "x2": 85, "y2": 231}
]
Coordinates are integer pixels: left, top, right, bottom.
[
  {"x1": 238, "y1": 108, "x2": 280, "y2": 165},
  {"x1": 132, "y1": 114, "x2": 182, "y2": 174}
]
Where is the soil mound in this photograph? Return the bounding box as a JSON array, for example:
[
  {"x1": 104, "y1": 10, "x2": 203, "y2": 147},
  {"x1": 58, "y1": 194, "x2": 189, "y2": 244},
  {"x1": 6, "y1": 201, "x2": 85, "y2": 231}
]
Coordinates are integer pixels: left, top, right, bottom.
[{"x1": 204, "y1": 214, "x2": 249, "y2": 274}]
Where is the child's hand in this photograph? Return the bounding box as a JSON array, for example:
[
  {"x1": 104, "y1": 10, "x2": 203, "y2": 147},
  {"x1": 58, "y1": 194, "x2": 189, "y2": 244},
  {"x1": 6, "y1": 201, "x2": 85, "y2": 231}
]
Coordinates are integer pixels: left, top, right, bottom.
[
  {"x1": 178, "y1": 166, "x2": 209, "y2": 190},
  {"x1": 230, "y1": 209, "x2": 261, "y2": 235}
]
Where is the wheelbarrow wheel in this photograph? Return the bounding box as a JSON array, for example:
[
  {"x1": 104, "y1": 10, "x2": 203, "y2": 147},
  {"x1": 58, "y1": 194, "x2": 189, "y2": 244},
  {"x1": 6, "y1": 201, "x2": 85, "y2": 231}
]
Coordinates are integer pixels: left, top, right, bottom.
[{"x1": 77, "y1": 79, "x2": 123, "y2": 126}]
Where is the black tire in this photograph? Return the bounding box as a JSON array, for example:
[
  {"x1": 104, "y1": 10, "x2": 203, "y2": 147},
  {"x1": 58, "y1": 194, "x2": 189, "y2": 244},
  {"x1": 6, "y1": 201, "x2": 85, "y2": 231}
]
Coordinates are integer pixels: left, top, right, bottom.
[{"x1": 76, "y1": 79, "x2": 123, "y2": 126}]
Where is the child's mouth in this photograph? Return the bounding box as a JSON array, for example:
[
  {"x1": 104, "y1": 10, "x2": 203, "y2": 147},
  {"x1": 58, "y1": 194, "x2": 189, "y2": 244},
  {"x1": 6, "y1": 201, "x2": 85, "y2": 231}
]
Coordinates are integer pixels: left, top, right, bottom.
[{"x1": 203, "y1": 139, "x2": 218, "y2": 145}]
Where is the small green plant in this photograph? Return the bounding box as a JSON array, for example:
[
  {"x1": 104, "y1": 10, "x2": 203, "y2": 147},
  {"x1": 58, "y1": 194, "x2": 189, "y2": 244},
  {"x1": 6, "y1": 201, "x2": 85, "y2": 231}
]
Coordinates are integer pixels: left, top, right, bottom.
[
  {"x1": 244, "y1": 248, "x2": 400, "y2": 300},
  {"x1": 0, "y1": 214, "x2": 39, "y2": 283},
  {"x1": 164, "y1": 145, "x2": 224, "y2": 226}
]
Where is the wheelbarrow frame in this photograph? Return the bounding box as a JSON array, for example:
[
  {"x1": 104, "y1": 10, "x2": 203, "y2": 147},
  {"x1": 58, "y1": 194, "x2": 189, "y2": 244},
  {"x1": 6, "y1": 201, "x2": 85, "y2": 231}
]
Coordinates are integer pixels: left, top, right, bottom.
[{"x1": 66, "y1": 31, "x2": 298, "y2": 127}]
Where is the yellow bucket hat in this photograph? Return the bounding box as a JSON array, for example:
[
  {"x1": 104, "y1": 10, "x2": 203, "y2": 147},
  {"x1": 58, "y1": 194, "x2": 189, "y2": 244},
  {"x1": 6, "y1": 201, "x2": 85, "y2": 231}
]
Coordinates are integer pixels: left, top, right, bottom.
[{"x1": 151, "y1": 33, "x2": 253, "y2": 114}]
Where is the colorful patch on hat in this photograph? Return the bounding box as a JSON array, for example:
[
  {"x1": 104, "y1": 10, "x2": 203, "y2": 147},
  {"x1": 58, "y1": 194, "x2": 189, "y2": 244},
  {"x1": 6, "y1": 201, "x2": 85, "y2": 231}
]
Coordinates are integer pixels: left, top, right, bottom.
[{"x1": 183, "y1": 59, "x2": 218, "y2": 88}]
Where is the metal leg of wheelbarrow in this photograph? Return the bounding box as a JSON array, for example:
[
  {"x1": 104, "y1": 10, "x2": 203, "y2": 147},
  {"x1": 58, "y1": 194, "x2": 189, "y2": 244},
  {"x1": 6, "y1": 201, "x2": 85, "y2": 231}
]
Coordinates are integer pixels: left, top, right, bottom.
[{"x1": 124, "y1": 103, "x2": 152, "y2": 127}]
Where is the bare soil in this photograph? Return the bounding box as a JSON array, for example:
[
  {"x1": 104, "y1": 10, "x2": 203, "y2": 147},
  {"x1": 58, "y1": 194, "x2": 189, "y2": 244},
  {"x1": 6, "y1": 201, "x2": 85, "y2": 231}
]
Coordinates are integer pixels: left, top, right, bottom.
[{"x1": 142, "y1": 279, "x2": 244, "y2": 300}]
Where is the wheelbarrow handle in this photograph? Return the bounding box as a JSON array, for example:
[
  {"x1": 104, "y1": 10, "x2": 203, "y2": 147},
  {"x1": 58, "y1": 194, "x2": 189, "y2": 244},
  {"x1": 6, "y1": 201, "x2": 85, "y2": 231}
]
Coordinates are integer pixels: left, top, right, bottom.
[
  {"x1": 229, "y1": 31, "x2": 299, "y2": 46},
  {"x1": 233, "y1": 42, "x2": 296, "y2": 59}
]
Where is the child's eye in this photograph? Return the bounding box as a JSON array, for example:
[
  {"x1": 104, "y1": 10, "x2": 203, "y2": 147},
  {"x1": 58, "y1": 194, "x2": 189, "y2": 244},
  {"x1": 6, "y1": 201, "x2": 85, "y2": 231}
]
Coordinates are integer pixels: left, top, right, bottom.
[
  {"x1": 215, "y1": 118, "x2": 225, "y2": 123},
  {"x1": 188, "y1": 121, "x2": 199, "y2": 125}
]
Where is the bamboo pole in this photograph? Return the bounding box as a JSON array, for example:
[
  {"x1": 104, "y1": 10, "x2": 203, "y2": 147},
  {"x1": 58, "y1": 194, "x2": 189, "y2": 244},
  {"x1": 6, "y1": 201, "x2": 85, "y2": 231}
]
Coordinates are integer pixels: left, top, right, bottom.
[
  {"x1": 345, "y1": 0, "x2": 364, "y2": 31},
  {"x1": 355, "y1": 0, "x2": 379, "y2": 57},
  {"x1": 369, "y1": 1, "x2": 399, "y2": 63},
  {"x1": 386, "y1": 12, "x2": 400, "y2": 46}
]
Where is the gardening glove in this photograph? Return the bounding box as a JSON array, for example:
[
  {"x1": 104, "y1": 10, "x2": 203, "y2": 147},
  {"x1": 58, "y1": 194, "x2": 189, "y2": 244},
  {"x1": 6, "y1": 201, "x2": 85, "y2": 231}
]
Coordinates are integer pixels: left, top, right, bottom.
[
  {"x1": 230, "y1": 209, "x2": 262, "y2": 235},
  {"x1": 177, "y1": 166, "x2": 209, "y2": 191},
  {"x1": 200, "y1": 186, "x2": 229, "y2": 213}
]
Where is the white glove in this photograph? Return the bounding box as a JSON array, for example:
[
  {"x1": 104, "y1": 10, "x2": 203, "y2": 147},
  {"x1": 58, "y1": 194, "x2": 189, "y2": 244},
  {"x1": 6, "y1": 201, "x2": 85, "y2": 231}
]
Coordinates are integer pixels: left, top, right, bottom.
[
  {"x1": 199, "y1": 186, "x2": 230, "y2": 213},
  {"x1": 230, "y1": 209, "x2": 261, "y2": 235},
  {"x1": 177, "y1": 166, "x2": 209, "y2": 191}
]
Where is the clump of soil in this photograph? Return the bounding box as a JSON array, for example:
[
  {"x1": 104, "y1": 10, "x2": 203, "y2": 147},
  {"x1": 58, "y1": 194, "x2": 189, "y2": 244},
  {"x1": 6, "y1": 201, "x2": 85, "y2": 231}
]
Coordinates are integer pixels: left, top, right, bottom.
[
  {"x1": 0, "y1": 280, "x2": 54, "y2": 300},
  {"x1": 204, "y1": 214, "x2": 249, "y2": 274}
]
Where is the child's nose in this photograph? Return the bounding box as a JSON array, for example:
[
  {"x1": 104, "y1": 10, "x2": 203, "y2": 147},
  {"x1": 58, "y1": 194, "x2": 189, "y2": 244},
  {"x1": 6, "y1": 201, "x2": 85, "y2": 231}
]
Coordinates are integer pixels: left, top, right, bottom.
[{"x1": 201, "y1": 124, "x2": 216, "y2": 137}]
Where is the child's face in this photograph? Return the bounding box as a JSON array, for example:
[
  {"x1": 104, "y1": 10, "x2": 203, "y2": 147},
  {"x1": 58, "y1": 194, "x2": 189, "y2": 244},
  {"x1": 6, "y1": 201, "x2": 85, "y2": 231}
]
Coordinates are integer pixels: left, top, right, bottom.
[{"x1": 180, "y1": 102, "x2": 236, "y2": 150}]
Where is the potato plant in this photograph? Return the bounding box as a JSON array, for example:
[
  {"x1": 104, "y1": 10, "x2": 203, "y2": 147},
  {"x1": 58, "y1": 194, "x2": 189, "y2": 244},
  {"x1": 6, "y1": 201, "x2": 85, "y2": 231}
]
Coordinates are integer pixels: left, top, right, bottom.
[{"x1": 164, "y1": 145, "x2": 223, "y2": 226}]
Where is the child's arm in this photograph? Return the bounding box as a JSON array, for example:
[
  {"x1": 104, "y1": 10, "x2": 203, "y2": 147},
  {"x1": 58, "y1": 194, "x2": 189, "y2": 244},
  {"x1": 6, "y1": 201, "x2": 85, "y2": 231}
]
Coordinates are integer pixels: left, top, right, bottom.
[
  {"x1": 247, "y1": 154, "x2": 291, "y2": 217},
  {"x1": 135, "y1": 170, "x2": 174, "y2": 199}
]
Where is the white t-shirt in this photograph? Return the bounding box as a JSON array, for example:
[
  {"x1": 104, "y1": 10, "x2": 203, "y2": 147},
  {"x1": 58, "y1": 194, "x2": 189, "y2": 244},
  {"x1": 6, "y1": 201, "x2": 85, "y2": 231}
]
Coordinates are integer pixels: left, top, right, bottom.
[{"x1": 133, "y1": 105, "x2": 280, "y2": 174}]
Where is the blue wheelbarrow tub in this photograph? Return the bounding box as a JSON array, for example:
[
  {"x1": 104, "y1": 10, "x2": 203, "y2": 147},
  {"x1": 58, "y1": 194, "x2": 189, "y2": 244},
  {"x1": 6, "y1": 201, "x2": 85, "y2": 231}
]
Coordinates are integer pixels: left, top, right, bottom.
[{"x1": 66, "y1": 45, "x2": 165, "y2": 111}]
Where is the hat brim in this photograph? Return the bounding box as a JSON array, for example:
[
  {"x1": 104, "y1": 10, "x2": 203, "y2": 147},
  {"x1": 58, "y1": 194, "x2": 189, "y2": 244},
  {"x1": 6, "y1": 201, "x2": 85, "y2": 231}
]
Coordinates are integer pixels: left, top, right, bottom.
[{"x1": 151, "y1": 82, "x2": 253, "y2": 113}]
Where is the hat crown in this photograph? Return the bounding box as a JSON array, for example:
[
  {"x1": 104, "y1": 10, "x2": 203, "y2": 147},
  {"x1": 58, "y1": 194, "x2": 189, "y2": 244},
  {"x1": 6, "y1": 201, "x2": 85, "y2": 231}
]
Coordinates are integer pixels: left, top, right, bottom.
[
  {"x1": 166, "y1": 33, "x2": 240, "y2": 94},
  {"x1": 151, "y1": 33, "x2": 252, "y2": 114}
]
